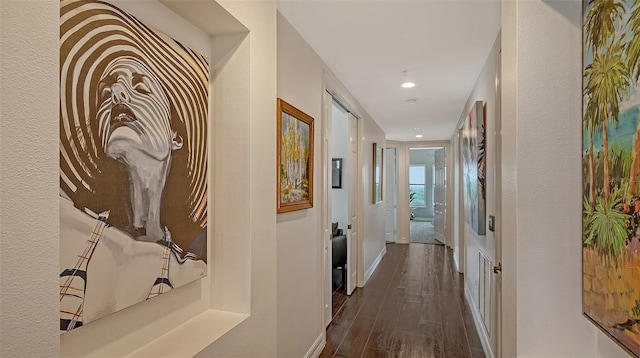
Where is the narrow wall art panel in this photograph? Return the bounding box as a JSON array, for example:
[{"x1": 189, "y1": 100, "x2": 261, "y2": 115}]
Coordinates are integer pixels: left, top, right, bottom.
[
  {"x1": 462, "y1": 101, "x2": 486, "y2": 235},
  {"x1": 59, "y1": 0, "x2": 209, "y2": 332},
  {"x1": 582, "y1": 0, "x2": 640, "y2": 355},
  {"x1": 277, "y1": 98, "x2": 314, "y2": 213}
]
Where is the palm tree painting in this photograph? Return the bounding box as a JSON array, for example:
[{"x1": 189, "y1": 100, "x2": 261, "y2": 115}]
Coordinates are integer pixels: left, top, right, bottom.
[
  {"x1": 277, "y1": 99, "x2": 314, "y2": 213},
  {"x1": 583, "y1": 0, "x2": 640, "y2": 354}
]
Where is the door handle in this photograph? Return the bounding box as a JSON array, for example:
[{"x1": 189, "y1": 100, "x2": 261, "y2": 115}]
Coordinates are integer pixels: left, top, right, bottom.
[
  {"x1": 493, "y1": 262, "x2": 502, "y2": 274},
  {"x1": 348, "y1": 224, "x2": 352, "y2": 230}
]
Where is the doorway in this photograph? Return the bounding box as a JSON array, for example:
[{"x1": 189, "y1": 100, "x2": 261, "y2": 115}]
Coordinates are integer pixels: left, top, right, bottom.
[
  {"x1": 409, "y1": 147, "x2": 445, "y2": 245},
  {"x1": 323, "y1": 92, "x2": 361, "y2": 327},
  {"x1": 329, "y1": 101, "x2": 349, "y2": 318}
]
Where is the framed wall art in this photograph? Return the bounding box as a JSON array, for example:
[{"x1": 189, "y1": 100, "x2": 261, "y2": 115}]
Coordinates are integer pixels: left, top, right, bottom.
[
  {"x1": 373, "y1": 142, "x2": 383, "y2": 203},
  {"x1": 59, "y1": 0, "x2": 209, "y2": 332},
  {"x1": 332, "y1": 158, "x2": 343, "y2": 189},
  {"x1": 582, "y1": 0, "x2": 640, "y2": 355},
  {"x1": 461, "y1": 101, "x2": 486, "y2": 235},
  {"x1": 277, "y1": 98, "x2": 314, "y2": 213}
]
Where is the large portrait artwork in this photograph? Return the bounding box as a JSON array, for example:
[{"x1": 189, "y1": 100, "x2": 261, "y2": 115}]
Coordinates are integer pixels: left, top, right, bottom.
[
  {"x1": 582, "y1": 0, "x2": 640, "y2": 355},
  {"x1": 59, "y1": 0, "x2": 209, "y2": 332},
  {"x1": 462, "y1": 101, "x2": 486, "y2": 236}
]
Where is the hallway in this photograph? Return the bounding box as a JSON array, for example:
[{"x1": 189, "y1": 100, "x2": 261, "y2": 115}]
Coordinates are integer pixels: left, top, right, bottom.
[
  {"x1": 321, "y1": 243, "x2": 484, "y2": 358},
  {"x1": 410, "y1": 221, "x2": 444, "y2": 246}
]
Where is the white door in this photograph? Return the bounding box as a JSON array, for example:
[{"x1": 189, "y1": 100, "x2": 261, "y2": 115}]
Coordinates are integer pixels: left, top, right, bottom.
[
  {"x1": 323, "y1": 92, "x2": 333, "y2": 327},
  {"x1": 385, "y1": 148, "x2": 397, "y2": 243},
  {"x1": 347, "y1": 113, "x2": 358, "y2": 295},
  {"x1": 434, "y1": 148, "x2": 446, "y2": 244}
]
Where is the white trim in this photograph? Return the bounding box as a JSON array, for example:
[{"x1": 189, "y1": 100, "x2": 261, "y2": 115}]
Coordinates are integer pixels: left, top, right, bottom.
[
  {"x1": 464, "y1": 283, "x2": 494, "y2": 358},
  {"x1": 304, "y1": 332, "x2": 325, "y2": 358},
  {"x1": 356, "y1": 116, "x2": 365, "y2": 288},
  {"x1": 362, "y1": 246, "x2": 387, "y2": 285},
  {"x1": 322, "y1": 89, "x2": 333, "y2": 328}
]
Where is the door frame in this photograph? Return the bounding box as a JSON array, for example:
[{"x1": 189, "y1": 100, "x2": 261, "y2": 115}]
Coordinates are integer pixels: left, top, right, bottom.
[
  {"x1": 321, "y1": 75, "x2": 365, "y2": 327},
  {"x1": 394, "y1": 140, "x2": 451, "y2": 246},
  {"x1": 347, "y1": 112, "x2": 360, "y2": 294},
  {"x1": 384, "y1": 147, "x2": 398, "y2": 243},
  {"x1": 433, "y1": 148, "x2": 447, "y2": 245},
  {"x1": 493, "y1": 35, "x2": 503, "y2": 358},
  {"x1": 456, "y1": 126, "x2": 466, "y2": 274},
  {"x1": 321, "y1": 91, "x2": 333, "y2": 327}
]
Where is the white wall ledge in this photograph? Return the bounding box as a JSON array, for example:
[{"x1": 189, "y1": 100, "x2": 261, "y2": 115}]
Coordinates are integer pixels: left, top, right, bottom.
[{"x1": 127, "y1": 310, "x2": 248, "y2": 357}]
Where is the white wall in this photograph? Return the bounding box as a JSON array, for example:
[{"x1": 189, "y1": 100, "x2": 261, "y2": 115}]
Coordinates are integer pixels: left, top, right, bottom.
[
  {"x1": 361, "y1": 115, "x2": 387, "y2": 283},
  {"x1": 331, "y1": 104, "x2": 349, "y2": 230},
  {"x1": 276, "y1": 12, "x2": 325, "y2": 358},
  {"x1": 197, "y1": 1, "x2": 277, "y2": 357},
  {"x1": 1, "y1": 1, "x2": 279, "y2": 357},
  {"x1": 276, "y1": 14, "x2": 387, "y2": 356},
  {"x1": 503, "y1": 1, "x2": 628, "y2": 356},
  {"x1": 454, "y1": 32, "x2": 500, "y2": 355},
  {"x1": 1, "y1": 1, "x2": 60, "y2": 356}
]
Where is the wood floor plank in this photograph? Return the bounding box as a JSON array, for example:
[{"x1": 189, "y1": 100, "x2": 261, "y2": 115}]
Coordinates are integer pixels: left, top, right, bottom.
[
  {"x1": 320, "y1": 243, "x2": 486, "y2": 358},
  {"x1": 362, "y1": 348, "x2": 390, "y2": 358},
  {"x1": 470, "y1": 347, "x2": 487, "y2": 358},
  {"x1": 442, "y1": 321, "x2": 471, "y2": 358},
  {"x1": 420, "y1": 295, "x2": 443, "y2": 325},
  {"x1": 460, "y1": 303, "x2": 485, "y2": 350},
  {"x1": 390, "y1": 325, "x2": 445, "y2": 358},
  {"x1": 366, "y1": 317, "x2": 397, "y2": 352},
  {"x1": 335, "y1": 315, "x2": 376, "y2": 358},
  {"x1": 320, "y1": 324, "x2": 350, "y2": 358},
  {"x1": 357, "y1": 294, "x2": 387, "y2": 319}
]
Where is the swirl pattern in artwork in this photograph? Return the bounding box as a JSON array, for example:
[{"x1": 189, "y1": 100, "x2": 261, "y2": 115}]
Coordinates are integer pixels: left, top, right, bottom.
[{"x1": 60, "y1": 0, "x2": 209, "y2": 250}]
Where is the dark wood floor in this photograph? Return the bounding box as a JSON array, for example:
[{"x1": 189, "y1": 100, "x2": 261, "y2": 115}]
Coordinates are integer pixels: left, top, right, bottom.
[
  {"x1": 332, "y1": 272, "x2": 348, "y2": 317},
  {"x1": 321, "y1": 243, "x2": 486, "y2": 358}
]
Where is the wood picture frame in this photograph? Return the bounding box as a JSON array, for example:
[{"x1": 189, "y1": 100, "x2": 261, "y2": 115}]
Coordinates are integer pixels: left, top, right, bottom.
[
  {"x1": 277, "y1": 98, "x2": 314, "y2": 213},
  {"x1": 373, "y1": 142, "x2": 383, "y2": 203}
]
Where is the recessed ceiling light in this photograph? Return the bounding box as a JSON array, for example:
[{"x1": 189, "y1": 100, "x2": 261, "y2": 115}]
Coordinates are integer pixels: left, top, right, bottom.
[
  {"x1": 415, "y1": 134, "x2": 423, "y2": 138},
  {"x1": 401, "y1": 70, "x2": 415, "y2": 88},
  {"x1": 406, "y1": 98, "x2": 417, "y2": 104}
]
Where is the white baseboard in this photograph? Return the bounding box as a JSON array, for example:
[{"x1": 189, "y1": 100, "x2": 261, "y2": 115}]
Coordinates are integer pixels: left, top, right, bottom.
[
  {"x1": 304, "y1": 332, "x2": 325, "y2": 358},
  {"x1": 363, "y1": 246, "x2": 387, "y2": 285},
  {"x1": 464, "y1": 283, "x2": 494, "y2": 358}
]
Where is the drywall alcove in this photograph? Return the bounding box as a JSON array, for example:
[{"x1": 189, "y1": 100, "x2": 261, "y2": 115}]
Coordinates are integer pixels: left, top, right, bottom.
[{"x1": 59, "y1": 1, "x2": 252, "y2": 356}]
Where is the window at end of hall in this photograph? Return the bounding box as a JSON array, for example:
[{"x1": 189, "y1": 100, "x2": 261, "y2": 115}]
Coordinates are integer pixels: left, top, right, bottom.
[{"x1": 409, "y1": 165, "x2": 426, "y2": 207}]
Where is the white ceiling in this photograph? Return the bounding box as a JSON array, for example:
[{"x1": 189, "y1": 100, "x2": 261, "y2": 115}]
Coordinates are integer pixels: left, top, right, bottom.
[{"x1": 277, "y1": 0, "x2": 501, "y2": 142}]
